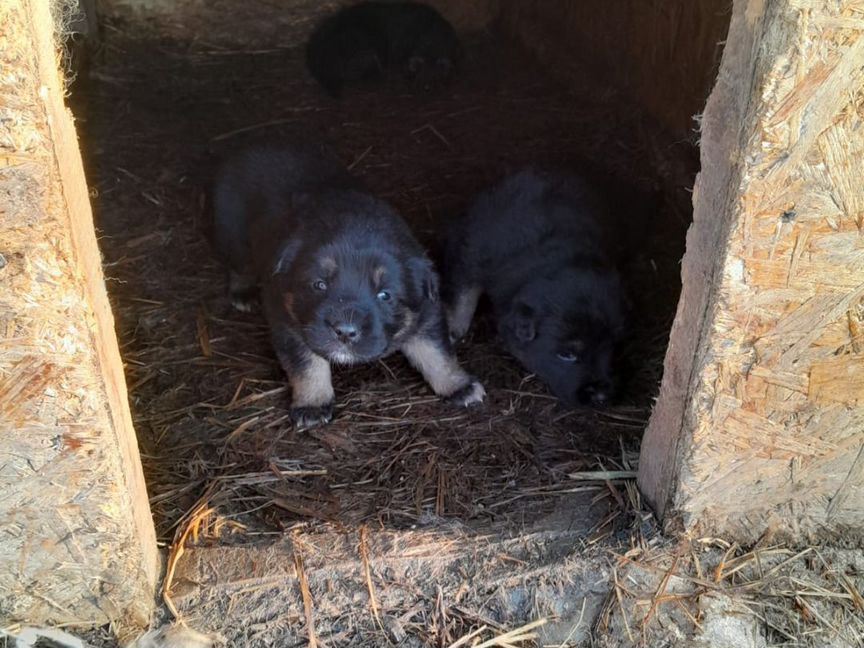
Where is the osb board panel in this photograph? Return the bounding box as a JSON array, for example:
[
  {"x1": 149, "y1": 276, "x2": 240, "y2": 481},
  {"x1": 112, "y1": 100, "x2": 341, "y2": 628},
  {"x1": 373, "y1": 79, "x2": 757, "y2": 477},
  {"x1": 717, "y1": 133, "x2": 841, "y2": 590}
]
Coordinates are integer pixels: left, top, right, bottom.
[
  {"x1": 99, "y1": 0, "x2": 497, "y2": 46},
  {"x1": 638, "y1": 0, "x2": 763, "y2": 536},
  {"x1": 0, "y1": 0, "x2": 156, "y2": 628},
  {"x1": 498, "y1": 0, "x2": 731, "y2": 139},
  {"x1": 642, "y1": 0, "x2": 864, "y2": 544}
]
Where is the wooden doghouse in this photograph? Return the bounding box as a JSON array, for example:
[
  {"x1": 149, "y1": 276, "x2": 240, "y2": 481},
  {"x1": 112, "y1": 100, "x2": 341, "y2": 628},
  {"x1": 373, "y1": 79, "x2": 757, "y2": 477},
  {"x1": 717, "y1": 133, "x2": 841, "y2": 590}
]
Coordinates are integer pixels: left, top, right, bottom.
[{"x1": 1, "y1": 0, "x2": 862, "y2": 634}]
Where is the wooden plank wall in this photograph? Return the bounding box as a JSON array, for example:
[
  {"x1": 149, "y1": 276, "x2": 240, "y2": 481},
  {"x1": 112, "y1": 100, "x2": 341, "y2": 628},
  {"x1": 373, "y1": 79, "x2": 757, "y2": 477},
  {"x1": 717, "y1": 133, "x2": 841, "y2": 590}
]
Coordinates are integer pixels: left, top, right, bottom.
[
  {"x1": 0, "y1": 0, "x2": 157, "y2": 629},
  {"x1": 497, "y1": 0, "x2": 732, "y2": 141},
  {"x1": 641, "y1": 0, "x2": 864, "y2": 543}
]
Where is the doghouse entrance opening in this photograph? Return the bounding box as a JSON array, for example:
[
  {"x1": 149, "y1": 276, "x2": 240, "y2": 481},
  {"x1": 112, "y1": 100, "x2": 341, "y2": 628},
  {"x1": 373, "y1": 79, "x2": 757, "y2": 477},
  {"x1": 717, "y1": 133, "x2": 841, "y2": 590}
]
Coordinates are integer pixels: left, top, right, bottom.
[{"x1": 72, "y1": 1, "x2": 729, "y2": 547}]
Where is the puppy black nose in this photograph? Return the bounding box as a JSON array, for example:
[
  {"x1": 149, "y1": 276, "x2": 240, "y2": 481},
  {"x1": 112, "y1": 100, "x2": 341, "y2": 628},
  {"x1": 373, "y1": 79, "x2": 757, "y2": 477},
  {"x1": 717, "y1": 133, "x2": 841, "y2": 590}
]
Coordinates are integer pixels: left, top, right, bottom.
[
  {"x1": 590, "y1": 389, "x2": 609, "y2": 405},
  {"x1": 330, "y1": 321, "x2": 360, "y2": 343},
  {"x1": 580, "y1": 383, "x2": 611, "y2": 406}
]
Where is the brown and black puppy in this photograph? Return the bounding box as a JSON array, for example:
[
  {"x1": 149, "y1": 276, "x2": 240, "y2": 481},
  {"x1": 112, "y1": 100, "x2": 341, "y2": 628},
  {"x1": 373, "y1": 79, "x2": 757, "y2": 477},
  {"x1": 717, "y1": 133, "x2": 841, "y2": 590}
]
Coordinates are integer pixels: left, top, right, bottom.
[
  {"x1": 305, "y1": 1, "x2": 463, "y2": 98},
  {"x1": 210, "y1": 141, "x2": 484, "y2": 428},
  {"x1": 444, "y1": 169, "x2": 625, "y2": 408}
]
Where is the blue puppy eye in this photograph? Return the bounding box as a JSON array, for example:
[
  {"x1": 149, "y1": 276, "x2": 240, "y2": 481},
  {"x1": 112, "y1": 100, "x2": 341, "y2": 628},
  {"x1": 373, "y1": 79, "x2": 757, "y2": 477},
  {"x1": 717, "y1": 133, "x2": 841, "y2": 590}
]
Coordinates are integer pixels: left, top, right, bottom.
[
  {"x1": 313, "y1": 280, "x2": 327, "y2": 291},
  {"x1": 377, "y1": 290, "x2": 391, "y2": 302},
  {"x1": 557, "y1": 352, "x2": 580, "y2": 363}
]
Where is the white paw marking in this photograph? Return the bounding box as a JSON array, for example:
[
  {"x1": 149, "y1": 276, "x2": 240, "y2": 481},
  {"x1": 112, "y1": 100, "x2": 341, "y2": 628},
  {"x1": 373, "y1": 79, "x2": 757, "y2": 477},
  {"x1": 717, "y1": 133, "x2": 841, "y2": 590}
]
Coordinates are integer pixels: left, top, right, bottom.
[
  {"x1": 231, "y1": 299, "x2": 254, "y2": 313},
  {"x1": 452, "y1": 380, "x2": 486, "y2": 407}
]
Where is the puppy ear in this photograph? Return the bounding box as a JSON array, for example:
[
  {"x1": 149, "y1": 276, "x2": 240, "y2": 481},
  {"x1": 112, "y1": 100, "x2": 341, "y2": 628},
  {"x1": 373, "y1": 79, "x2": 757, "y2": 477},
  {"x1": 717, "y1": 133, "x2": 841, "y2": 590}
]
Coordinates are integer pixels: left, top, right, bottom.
[
  {"x1": 407, "y1": 256, "x2": 439, "y2": 303},
  {"x1": 269, "y1": 194, "x2": 315, "y2": 276},
  {"x1": 272, "y1": 239, "x2": 301, "y2": 276},
  {"x1": 501, "y1": 302, "x2": 537, "y2": 344}
]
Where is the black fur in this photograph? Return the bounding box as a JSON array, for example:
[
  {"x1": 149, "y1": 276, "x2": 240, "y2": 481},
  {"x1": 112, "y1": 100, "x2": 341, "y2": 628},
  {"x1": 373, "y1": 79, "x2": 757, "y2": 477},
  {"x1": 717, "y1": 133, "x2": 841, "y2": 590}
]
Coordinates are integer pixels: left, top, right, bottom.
[
  {"x1": 305, "y1": 1, "x2": 463, "y2": 98},
  {"x1": 444, "y1": 169, "x2": 625, "y2": 407},
  {"x1": 210, "y1": 140, "x2": 482, "y2": 426}
]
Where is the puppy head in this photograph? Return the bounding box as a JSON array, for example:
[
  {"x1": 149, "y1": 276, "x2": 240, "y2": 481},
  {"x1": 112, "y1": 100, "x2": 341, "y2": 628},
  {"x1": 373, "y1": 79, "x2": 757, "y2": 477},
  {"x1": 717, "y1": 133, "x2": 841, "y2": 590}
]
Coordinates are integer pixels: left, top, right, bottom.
[
  {"x1": 273, "y1": 241, "x2": 438, "y2": 365},
  {"x1": 342, "y1": 48, "x2": 382, "y2": 81},
  {"x1": 406, "y1": 27, "x2": 463, "y2": 92},
  {"x1": 499, "y1": 272, "x2": 624, "y2": 407},
  {"x1": 407, "y1": 55, "x2": 456, "y2": 92}
]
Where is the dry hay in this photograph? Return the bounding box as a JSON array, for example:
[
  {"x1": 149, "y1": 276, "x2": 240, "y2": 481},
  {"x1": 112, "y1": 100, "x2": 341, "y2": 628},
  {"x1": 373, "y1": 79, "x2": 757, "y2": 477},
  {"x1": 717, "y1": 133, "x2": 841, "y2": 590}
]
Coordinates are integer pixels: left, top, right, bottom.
[
  {"x1": 71, "y1": 18, "x2": 686, "y2": 545},
  {"x1": 157, "y1": 511, "x2": 649, "y2": 647},
  {"x1": 59, "y1": 18, "x2": 692, "y2": 646},
  {"x1": 58, "y1": 9, "x2": 725, "y2": 647},
  {"x1": 5, "y1": 530, "x2": 863, "y2": 648},
  {"x1": 37, "y1": 524, "x2": 860, "y2": 647},
  {"x1": 595, "y1": 537, "x2": 864, "y2": 648}
]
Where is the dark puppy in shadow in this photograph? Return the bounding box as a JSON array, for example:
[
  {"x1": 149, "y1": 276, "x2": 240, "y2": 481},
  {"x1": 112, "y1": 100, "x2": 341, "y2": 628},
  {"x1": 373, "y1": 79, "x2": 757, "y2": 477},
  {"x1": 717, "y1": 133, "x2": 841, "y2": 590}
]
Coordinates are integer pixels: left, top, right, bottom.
[
  {"x1": 209, "y1": 140, "x2": 484, "y2": 428},
  {"x1": 444, "y1": 169, "x2": 625, "y2": 408},
  {"x1": 305, "y1": 1, "x2": 463, "y2": 97}
]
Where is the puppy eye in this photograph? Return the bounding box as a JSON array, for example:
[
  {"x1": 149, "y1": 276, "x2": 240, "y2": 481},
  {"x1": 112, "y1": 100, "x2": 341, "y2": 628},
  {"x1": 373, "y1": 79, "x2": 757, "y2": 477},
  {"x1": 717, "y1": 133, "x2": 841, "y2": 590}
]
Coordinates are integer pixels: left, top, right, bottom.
[
  {"x1": 377, "y1": 290, "x2": 391, "y2": 302},
  {"x1": 313, "y1": 280, "x2": 328, "y2": 292},
  {"x1": 557, "y1": 351, "x2": 581, "y2": 363}
]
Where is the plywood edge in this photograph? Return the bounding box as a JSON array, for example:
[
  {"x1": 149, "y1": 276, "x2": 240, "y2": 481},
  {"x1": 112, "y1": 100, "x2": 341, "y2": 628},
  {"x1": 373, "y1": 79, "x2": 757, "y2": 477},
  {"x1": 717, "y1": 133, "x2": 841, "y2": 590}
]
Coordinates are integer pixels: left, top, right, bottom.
[
  {"x1": 642, "y1": 0, "x2": 864, "y2": 544},
  {"x1": 26, "y1": 0, "x2": 158, "y2": 623},
  {"x1": 638, "y1": 0, "x2": 766, "y2": 520}
]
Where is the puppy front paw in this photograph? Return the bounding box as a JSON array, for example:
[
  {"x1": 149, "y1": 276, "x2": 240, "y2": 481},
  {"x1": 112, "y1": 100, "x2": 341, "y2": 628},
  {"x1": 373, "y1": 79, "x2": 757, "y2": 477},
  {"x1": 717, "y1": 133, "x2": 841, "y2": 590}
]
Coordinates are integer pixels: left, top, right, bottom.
[
  {"x1": 445, "y1": 379, "x2": 486, "y2": 408},
  {"x1": 228, "y1": 271, "x2": 258, "y2": 313},
  {"x1": 446, "y1": 316, "x2": 470, "y2": 345},
  {"x1": 447, "y1": 327, "x2": 464, "y2": 346},
  {"x1": 231, "y1": 295, "x2": 259, "y2": 313},
  {"x1": 290, "y1": 402, "x2": 334, "y2": 429}
]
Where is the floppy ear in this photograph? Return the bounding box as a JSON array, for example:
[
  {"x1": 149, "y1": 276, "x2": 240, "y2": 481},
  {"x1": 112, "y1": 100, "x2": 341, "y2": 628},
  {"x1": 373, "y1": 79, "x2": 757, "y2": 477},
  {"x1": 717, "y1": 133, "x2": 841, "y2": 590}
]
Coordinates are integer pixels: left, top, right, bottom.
[
  {"x1": 407, "y1": 256, "x2": 439, "y2": 303},
  {"x1": 269, "y1": 194, "x2": 315, "y2": 276},
  {"x1": 272, "y1": 239, "x2": 301, "y2": 276},
  {"x1": 501, "y1": 302, "x2": 537, "y2": 344}
]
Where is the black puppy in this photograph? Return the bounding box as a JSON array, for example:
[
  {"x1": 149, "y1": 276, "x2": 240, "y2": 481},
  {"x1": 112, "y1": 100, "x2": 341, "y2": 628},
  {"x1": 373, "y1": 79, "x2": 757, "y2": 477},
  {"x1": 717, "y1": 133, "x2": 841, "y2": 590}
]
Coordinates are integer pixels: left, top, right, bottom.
[
  {"x1": 210, "y1": 141, "x2": 484, "y2": 427},
  {"x1": 305, "y1": 1, "x2": 463, "y2": 98},
  {"x1": 444, "y1": 169, "x2": 625, "y2": 407}
]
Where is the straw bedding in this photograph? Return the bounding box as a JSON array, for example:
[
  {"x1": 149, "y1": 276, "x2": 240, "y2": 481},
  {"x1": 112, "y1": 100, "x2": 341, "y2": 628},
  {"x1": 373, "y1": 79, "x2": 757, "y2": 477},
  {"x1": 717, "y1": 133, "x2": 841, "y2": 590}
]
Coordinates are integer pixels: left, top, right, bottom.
[{"x1": 73, "y1": 23, "x2": 685, "y2": 543}]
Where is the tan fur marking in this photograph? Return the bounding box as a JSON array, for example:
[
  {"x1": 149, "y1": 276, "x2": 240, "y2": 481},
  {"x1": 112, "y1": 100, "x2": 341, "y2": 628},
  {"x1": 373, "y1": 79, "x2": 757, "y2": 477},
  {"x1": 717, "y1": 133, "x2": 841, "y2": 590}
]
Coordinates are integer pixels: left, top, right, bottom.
[
  {"x1": 401, "y1": 336, "x2": 471, "y2": 397},
  {"x1": 282, "y1": 291, "x2": 296, "y2": 320},
  {"x1": 447, "y1": 285, "x2": 482, "y2": 339},
  {"x1": 320, "y1": 256, "x2": 337, "y2": 274},
  {"x1": 291, "y1": 354, "x2": 334, "y2": 407},
  {"x1": 392, "y1": 310, "x2": 416, "y2": 343},
  {"x1": 372, "y1": 265, "x2": 386, "y2": 286}
]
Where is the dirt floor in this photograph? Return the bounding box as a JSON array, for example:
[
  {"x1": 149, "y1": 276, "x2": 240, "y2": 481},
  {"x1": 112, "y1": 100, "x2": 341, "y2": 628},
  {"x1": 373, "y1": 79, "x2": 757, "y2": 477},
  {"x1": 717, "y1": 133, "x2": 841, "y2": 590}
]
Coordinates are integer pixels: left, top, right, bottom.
[{"x1": 71, "y1": 19, "x2": 690, "y2": 546}]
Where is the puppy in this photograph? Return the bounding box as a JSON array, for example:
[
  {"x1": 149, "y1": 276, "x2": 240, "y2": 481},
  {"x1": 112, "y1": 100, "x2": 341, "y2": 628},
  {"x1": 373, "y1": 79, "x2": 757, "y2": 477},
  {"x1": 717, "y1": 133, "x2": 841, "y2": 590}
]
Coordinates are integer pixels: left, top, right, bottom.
[
  {"x1": 210, "y1": 141, "x2": 484, "y2": 427},
  {"x1": 444, "y1": 169, "x2": 625, "y2": 407},
  {"x1": 305, "y1": 1, "x2": 463, "y2": 97}
]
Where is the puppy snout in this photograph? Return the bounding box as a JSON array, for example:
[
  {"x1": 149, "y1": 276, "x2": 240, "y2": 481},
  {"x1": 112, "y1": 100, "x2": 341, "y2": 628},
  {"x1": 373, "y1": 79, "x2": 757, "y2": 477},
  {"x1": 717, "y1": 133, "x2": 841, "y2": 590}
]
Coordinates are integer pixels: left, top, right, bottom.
[
  {"x1": 328, "y1": 319, "x2": 361, "y2": 344},
  {"x1": 579, "y1": 381, "x2": 612, "y2": 406}
]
